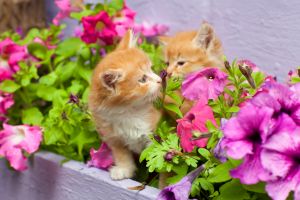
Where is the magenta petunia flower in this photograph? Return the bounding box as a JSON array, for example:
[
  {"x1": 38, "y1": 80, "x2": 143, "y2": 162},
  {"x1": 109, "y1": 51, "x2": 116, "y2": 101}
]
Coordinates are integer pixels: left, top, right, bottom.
[
  {"x1": 251, "y1": 81, "x2": 300, "y2": 126},
  {"x1": 113, "y1": 4, "x2": 136, "y2": 37},
  {"x1": 81, "y1": 11, "x2": 117, "y2": 45},
  {"x1": 0, "y1": 38, "x2": 29, "y2": 73},
  {"x1": 177, "y1": 100, "x2": 216, "y2": 152},
  {"x1": 0, "y1": 59, "x2": 14, "y2": 81},
  {"x1": 0, "y1": 123, "x2": 42, "y2": 171},
  {"x1": 53, "y1": 0, "x2": 82, "y2": 25},
  {"x1": 157, "y1": 165, "x2": 204, "y2": 200},
  {"x1": 261, "y1": 125, "x2": 300, "y2": 200},
  {"x1": 222, "y1": 103, "x2": 275, "y2": 184},
  {"x1": 0, "y1": 92, "x2": 14, "y2": 121},
  {"x1": 87, "y1": 142, "x2": 113, "y2": 170},
  {"x1": 33, "y1": 37, "x2": 57, "y2": 50},
  {"x1": 181, "y1": 68, "x2": 227, "y2": 103}
]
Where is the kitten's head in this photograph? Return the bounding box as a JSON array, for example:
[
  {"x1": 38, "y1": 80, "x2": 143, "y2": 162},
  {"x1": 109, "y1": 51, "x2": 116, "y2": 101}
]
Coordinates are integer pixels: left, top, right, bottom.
[
  {"x1": 159, "y1": 22, "x2": 224, "y2": 77},
  {"x1": 90, "y1": 30, "x2": 162, "y2": 108}
]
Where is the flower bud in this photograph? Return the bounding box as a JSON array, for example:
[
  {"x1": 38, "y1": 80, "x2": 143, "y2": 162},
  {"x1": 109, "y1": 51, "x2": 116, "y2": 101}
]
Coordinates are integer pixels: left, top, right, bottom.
[
  {"x1": 160, "y1": 69, "x2": 167, "y2": 90},
  {"x1": 164, "y1": 151, "x2": 175, "y2": 162}
]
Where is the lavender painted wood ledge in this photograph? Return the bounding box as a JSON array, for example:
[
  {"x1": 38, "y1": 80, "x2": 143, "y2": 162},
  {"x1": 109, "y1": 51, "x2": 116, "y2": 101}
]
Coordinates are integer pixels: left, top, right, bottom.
[{"x1": 0, "y1": 151, "x2": 160, "y2": 200}]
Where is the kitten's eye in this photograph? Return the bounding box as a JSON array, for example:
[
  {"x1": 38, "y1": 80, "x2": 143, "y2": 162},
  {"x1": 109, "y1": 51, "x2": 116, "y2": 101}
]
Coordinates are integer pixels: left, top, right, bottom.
[
  {"x1": 138, "y1": 75, "x2": 148, "y2": 83},
  {"x1": 177, "y1": 61, "x2": 185, "y2": 66},
  {"x1": 165, "y1": 61, "x2": 169, "y2": 66}
]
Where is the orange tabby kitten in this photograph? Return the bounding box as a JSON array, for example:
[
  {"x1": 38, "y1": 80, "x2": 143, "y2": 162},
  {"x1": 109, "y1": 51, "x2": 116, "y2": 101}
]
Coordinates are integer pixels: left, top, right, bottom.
[
  {"x1": 158, "y1": 22, "x2": 224, "y2": 115},
  {"x1": 159, "y1": 22, "x2": 224, "y2": 77},
  {"x1": 89, "y1": 30, "x2": 162, "y2": 180}
]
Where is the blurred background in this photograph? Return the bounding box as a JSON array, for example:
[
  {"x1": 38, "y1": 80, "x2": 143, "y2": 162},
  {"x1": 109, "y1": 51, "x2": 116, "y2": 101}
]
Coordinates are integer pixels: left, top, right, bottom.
[{"x1": 2, "y1": 0, "x2": 300, "y2": 81}]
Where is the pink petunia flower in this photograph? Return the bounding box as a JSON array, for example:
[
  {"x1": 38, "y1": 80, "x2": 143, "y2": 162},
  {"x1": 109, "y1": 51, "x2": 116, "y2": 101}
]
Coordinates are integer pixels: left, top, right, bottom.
[
  {"x1": 81, "y1": 11, "x2": 117, "y2": 45},
  {"x1": 0, "y1": 123, "x2": 42, "y2": 171},
  {"x1": 53, "y1": 0, "x2": 83, "y2": 25},
  {"x1": 0, "y1": 58, "x2": 14, "y2": 81},
  {"x1": 261, "y1": 127, "x2": 300, "y2": 200},
  {"x1": 87, "y1": 142, "x2": 113, "y2": 170},
  {"x1": 176, "y1": 100, "x2": 216, "y2": 152},
  {"x1": 134, "y1": 21, "x2": 168, "y2": 37},
  {"x1": 0, "y1": 38, "x2": 28, "y2": 73},
  {"x1": 113, "y1": 4, "x2": 136, "y2": 37},
  {"x1": 181, "y1": 68, "x2": 228, "y2": 103},
  {"x1": 0, "y1": 92, "x2": 14, "y2": 121}
]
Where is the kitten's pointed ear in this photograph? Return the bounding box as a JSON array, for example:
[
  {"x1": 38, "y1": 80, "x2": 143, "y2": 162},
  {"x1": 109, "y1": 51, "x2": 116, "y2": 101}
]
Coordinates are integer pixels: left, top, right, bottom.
[
  {"x1": 193, "y1": 22, "x2": 215, "y2": 50},
  {"x1": 116, "y1": 29, "x2": 138, "y2": 50},
  {"x1": 158, "y1": 36, "x2": 171, "y2": 46},
  {"x1": 100, "y1": 70, "x2": 123, "y2": 91}
]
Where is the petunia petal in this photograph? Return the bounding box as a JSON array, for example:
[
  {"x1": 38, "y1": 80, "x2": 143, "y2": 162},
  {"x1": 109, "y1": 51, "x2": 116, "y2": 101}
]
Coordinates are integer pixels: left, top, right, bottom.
[
  {"x1": 221, "y1": 139, "x2": 253, "y2": 159},
  {"x1": 261, "y1": 149, "x2": 294, "y2": 178},
  {"x1": 230, "y1": 148, "x2": 273, "y2": 184}
]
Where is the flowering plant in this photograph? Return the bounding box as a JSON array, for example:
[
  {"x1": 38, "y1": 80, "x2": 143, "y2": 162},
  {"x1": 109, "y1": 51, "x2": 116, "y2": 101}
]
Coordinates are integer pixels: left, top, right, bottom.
[
  {"x1": 0, "y1": 0, "x2": 166, "y2": 170},
  {"x1": 1, "y1": 1, "x2": 300, "y2": 200}
]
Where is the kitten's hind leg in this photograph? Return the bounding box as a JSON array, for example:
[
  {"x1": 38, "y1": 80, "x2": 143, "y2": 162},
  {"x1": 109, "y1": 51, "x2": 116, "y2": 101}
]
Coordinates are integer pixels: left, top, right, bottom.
[{"x1": 107, "y1": 139, "x2": 136, "y2": 180}]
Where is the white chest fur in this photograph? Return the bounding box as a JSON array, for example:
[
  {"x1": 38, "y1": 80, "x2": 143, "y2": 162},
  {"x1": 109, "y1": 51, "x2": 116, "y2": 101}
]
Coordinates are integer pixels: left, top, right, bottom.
[{"x1": 98, "y1": 105, "x2": 153, "y2": 153}]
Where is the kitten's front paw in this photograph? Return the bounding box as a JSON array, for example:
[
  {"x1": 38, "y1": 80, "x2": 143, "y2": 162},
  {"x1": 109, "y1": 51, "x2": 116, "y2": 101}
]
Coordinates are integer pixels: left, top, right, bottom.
[{"x1": 109, "y1": 166, "x2": 135, "y2": 180}]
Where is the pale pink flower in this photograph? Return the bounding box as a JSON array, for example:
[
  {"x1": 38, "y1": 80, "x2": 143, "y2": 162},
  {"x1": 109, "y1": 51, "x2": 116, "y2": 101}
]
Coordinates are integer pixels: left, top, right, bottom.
[
  {"x1": 0, "y1": 124, "x2": 42, "y2": 171},
  {"x1": 53, "y1": 0, "x2": 83, "y2": 25},
  {"x1": 113, "y1": 5, "x2": 136, "y2": 37},
  {"x1": 134, "y1": 21, "x2": 168, "y2": 37},
  {"x1": 87, "y1": 143, "x2": 113, "y2": 170}
]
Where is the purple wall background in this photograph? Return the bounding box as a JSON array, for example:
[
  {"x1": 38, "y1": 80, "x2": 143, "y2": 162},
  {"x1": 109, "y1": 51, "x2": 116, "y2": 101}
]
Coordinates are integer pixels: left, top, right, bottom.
[{"x1": 47, "y1": 0, "x2": 300, "y2": 81}]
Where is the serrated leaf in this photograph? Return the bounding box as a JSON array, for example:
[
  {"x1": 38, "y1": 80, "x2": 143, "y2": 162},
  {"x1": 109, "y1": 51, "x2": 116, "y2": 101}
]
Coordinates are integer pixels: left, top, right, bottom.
[
  {"x1": 164, "y1": 103, "x2": 183, "y2": 118},
  {"x1": 0, "y1": 80, "x2": 20, "y2": 93},
  {"x1": 22, "y1": 107, "x2": 44, "y2": 125},
  {"x1": 199, "y1": 178, "x2": 214, "y2": 194},
  {"x1": 166, "y1": 91, "x2": 183, "y2": 105}
]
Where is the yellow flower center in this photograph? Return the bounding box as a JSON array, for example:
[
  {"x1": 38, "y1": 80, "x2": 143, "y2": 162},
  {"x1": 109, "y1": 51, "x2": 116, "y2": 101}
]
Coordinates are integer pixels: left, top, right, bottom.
[{"x1": 96, "y1": 21, "x2": 105, "y2": 31}]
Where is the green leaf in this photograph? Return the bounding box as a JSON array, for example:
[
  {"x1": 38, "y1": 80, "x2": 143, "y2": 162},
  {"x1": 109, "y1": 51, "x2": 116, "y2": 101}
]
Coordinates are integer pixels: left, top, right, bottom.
[
  {"x1": 36, "y1": 85, "x2": 57, "y2": 101},
  {"x1": 227, "y1": 106, "x2": 240, "y2": 113},
  {"x1": 199, "y1": 178, "x2": 214, "y2": 194},
  {"x1": 163, "y1": 103, "x2": 183, "y2": 118},
  {"x1": 167, "y1": 164, "x2": 188, "y2": 184},
  {"x1": 0, "y1": 80, "x2": 20, "y2": 93},
  {"x1": 22, "y1": 107, "x2": 44, "y2": 125},
  {"x1": 55, "y1": 38, "x2": 85, "y2": 58},
  {"x1": 70, "y1": 10, "x2": 96, "y2": 21},
  {"x1": 55, "y1": 62, "x2": 76, "y2": 82},
  {"x1": 217, "y1": 179, "x2": 250, "y2": 200},
  {"x1": 27, "y1": 42, "x2": 48, "y2": 59},
  {"x1": 166, "y1": 91, "x2": 183, "y2": 105},
  {"x1": 207, "y1": 161, "x2": 234, "y2": 183},
  {"x1": 198, "y1": 148, "x2": 211, "y2": 160},
  {"x1": 242, "y1": 182, "x2": 266, "y2": 194},
  {"x1": 39, "y1": 72, "x2": 58, "y2": 86},
  {"x1": 108, "y1": 0, "x2": 124, "y2": 10}
]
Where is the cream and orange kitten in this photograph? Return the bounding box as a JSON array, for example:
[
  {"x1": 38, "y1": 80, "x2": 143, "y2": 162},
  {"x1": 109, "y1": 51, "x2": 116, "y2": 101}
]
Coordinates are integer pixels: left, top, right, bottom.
[
  {"x1": 159, "y1": 22, "x2": 224, "y2": 77},
  {"x1": 158, "y1": 22, "x2": 224, "y2": 115},
  {"x1": 89, "y1": 30, "x2": 162, "y2": 180}
]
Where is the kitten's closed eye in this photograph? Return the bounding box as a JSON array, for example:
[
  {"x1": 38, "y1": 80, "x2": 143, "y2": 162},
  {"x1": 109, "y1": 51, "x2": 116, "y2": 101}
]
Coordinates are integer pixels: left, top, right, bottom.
[
  {"x1": 165, "y1": 61, "x2": 170, "y2": 66},
  {"x1": 138, "y1": 75, "x2": 148, "y2": 83}
]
